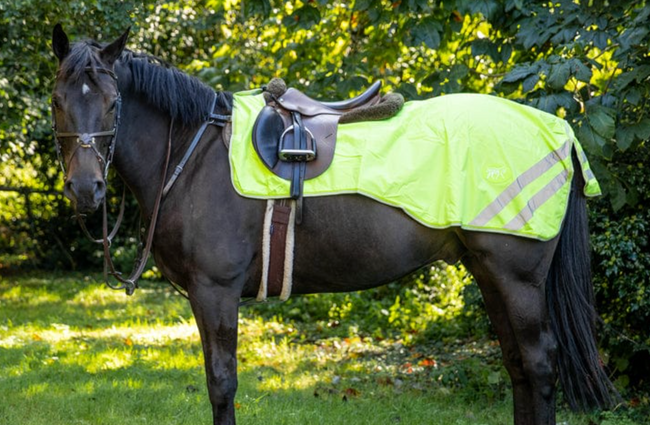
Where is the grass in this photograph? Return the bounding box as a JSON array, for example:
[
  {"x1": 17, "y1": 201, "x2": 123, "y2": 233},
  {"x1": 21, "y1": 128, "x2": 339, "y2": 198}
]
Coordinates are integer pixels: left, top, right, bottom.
[{"x1": 0, "y1": 272, "x2": 646, "y2": 424}]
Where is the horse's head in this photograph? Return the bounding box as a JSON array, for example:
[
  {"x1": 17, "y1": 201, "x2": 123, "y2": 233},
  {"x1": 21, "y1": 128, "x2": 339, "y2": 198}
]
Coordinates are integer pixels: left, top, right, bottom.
[{"x1": 51, "y1": 24, "x2": 129, "y2": 213}]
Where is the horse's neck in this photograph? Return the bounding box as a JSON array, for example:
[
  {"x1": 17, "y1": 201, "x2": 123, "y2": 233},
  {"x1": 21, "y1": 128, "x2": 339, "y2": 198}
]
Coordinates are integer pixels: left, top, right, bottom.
[{"x1": 112, "y1": 95, "x2": 178, "y2": 218}]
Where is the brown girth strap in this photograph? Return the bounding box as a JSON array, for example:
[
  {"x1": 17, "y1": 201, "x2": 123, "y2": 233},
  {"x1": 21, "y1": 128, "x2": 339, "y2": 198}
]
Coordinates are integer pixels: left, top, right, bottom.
[{"x1": 258, "y1": 199, "x2": 295, "y2": 301}]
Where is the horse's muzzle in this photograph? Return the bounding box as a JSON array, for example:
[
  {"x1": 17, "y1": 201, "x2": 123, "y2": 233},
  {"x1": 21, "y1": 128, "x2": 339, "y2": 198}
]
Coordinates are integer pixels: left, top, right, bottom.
[{"x1": 64, "y1": 177, "x2": 106, "y2": 213}]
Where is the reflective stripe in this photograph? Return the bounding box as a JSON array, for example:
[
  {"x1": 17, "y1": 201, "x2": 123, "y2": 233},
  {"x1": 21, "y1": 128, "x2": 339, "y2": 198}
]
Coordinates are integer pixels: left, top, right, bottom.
[
  {"x1": 574, "y1": 140, "x2": 599, "y2": 190},
  {"x1": 470, "y1": 140, "x2": 572, "y2": 227},
  {"x1": 503, "y1": 168, "x2": 570, "y2": 231}
]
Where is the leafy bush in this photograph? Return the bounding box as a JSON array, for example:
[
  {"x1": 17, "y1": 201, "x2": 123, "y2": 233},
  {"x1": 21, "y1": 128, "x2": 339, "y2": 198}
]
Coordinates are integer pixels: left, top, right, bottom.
[
  {"x1": 249, "y1": 262, "x2": 488, "y2": 345},
  {"x1": 590, "y1": 148, "x2": 650, "y2": 391}
]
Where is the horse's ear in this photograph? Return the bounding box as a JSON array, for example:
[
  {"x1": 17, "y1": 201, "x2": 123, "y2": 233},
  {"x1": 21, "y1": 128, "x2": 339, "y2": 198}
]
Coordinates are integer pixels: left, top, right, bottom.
[
  {"x1": 52, "y1": 23, "x2": 70, "y2": 62},
  {"x1": 100, "y1": 27, "x2": 130, "y2": 66}
]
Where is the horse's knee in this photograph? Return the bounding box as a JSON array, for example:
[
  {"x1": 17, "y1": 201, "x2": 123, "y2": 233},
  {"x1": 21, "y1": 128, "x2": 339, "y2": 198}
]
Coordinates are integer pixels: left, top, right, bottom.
[
  {"x1": 501, "y1": 345, "x2": 528, "y2": 384},
  {"x1": 206, "y1": 357, "x2": 238, "y2": 407},
  {"x1": 522, "y1": 338, "x2": 558, "y2": 397}
]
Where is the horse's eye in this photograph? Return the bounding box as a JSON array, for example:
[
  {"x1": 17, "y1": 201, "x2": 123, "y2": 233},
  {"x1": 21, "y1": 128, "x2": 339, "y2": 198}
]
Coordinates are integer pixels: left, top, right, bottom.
[
  {"x1": 108, "y1": 101, "x2": 117, "y2": 113},
  {"x1": 52, "y1": 97, "x2": 61, "y2": 109}
]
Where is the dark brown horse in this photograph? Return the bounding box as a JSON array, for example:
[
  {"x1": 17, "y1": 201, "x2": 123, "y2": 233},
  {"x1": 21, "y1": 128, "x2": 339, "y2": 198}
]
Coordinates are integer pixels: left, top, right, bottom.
[{"x1": 50, "y1": 25, "x2": 617, "y2": 425}]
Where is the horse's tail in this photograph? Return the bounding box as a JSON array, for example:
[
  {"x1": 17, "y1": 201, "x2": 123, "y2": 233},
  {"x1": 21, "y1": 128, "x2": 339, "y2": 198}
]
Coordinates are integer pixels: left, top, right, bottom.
[{"x1": 546, "y1": 153, "x2": 619, "y2": 411}]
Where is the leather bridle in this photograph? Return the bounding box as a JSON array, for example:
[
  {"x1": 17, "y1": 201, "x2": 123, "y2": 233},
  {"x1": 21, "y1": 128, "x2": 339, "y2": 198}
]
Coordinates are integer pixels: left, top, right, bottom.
[
  {"x1": 52, "y1": 65, "x2": 147, "y2": 295},
  {"x1": 51, "y1": 67, "x2": 121, "y2": 181},
  {"x1": 53, "y1": 65, "x2": 231, "y2": 297}
]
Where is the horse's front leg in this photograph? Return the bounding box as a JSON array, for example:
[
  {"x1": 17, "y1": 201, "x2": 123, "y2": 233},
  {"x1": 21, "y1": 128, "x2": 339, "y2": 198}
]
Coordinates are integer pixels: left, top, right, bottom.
[{"x1": 188, "y1": 278, "x2": 241, "y2": 425}]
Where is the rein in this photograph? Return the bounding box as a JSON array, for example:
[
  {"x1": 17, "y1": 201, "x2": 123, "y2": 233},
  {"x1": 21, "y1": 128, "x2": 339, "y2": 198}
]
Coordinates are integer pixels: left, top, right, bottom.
[
  {"x1": 102, "y1": 99, "x2": 230, "y2": 296},
  {"x1": 100, "y1": 118, "x2": 175, "y2": 295}
]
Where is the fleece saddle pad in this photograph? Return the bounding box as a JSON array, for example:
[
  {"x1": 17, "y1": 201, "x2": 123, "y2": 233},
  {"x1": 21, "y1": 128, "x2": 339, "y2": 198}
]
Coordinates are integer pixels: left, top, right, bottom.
[{"x1": 229, "y1": 89, "x2": 601, "y2": 241}]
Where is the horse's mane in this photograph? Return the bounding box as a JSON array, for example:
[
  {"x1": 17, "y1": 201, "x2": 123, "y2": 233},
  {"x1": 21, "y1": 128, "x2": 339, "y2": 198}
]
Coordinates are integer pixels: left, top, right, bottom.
[{"x1": 59, "y1": 40, "x2": 232, "y2": 126}]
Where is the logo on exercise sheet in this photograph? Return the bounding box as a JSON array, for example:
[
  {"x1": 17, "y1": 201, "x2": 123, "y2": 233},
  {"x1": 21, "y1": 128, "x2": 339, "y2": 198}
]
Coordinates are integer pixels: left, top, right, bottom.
[{"x1": 484, "y1": 165, "x2": 511, "y2": 185}]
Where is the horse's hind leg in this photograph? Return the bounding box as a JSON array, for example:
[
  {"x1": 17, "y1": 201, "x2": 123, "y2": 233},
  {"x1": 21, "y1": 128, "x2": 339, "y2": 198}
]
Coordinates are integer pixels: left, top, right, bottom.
[
  {"x1": 461, "y1": 232, "x2": 559, "y2": 425},
  {"x1": 469, "y1": 273, "x2": 536, "y2": 424}
]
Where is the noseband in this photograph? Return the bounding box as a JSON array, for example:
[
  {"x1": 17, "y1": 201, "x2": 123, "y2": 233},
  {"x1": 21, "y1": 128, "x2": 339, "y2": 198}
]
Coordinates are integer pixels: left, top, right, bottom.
[{"x1": 52, "y1": 67, "x2": 122, "y2": 180}]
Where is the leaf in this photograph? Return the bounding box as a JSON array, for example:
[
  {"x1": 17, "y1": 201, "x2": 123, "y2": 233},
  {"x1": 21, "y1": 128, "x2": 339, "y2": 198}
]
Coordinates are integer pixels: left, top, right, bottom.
[
  {"x1": 569, "y1": 58, "x2": 592, "y2": 83},
  {"x1": 547, "y1": 61, "x2": 571, "y2": 89},
  {"x1": 615, "y1": 126, "x2": 635, "y2": 152},
  {"x1": 632, "y1": 118, "x2": 650, "y2": 140},
  {"x1": 624, "y1": 88, "x2": 641, "y2": 106},
  {"x1": 467, "y1": 0, "x2": 501, "y2": 20},
  {"x1": 471, "y1": 39, "x2": 501, "y2": 62},
  {"x1": 587, "y1": 104, "x2": 616, "y2": 139},
  {"x1": 395, "y1": 83, "x2": 420, "y2": 100},
  {"x1": 488, "y1": 371, "x2": 501, "y2": 384},
  {"x1": 502, "y1": 64, "x2": 534, "y2": 83},
  {"x1": 518, "y1": 21, "x2": 545, "y2": 50},
  {"x1": 592, "y1": 31, "x2": 609, "y2": 50},
  {"x1": 522, "y1": 74, "x2": 539, "y2": 93},
  {"x1": 353, "y1": 0, "x2": 372, "y2": 11},
  {"x1": 577, "y1": 120, "x2": 607, "y2": 157},
  {"x1": 283, "y1": 5, "x2": 321, "y2": 29},
  {"x1": 505, "y1": 0, "x2": 524, "y2": 12},
  {"x1": 449, "y1": 64, "x2": 469, "y2": 81},
  {"x1": 611, "y1": 179, "x2": 627, "y2": 212},
  {"x1": 532, "y1": 94, "x2": 558, "y2": 114},
  {"x1": 622, "y1": 26, "x2": 649, "y2": 48},
  {"x1": 243, "y1": 0, "x2": 272, "y2": 18},
  {"x1": 499, "y1": 43, "x2": 513, "y2": 63},
  {"x1": 410, "y1": 17, "x2": 442, "y2": 49}
]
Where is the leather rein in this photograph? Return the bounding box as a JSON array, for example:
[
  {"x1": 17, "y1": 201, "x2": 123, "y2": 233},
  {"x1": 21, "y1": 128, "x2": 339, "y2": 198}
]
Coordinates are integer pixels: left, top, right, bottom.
[{"x1": 53, "y1": 66, "x2": 231, "y2": 295}]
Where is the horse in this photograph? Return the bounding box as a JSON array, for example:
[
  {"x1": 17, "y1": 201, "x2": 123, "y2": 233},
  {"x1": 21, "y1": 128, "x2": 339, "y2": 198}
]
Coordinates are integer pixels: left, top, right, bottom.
[{"x1": 50, "y1": 25, "x2": 617, "y2": 425}]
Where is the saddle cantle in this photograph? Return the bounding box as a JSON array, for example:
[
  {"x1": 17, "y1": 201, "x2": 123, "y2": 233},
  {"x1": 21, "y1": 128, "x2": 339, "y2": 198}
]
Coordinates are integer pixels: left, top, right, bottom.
[{"x1": 252, "y1": 78, "x2": 403, "y2": 200}]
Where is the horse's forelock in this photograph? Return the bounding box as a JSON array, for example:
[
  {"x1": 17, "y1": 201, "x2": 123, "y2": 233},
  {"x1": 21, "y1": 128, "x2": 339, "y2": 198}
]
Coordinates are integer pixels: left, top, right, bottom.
[{"x1": 57, "y1": 41, "x2": 104, "y2": 82}]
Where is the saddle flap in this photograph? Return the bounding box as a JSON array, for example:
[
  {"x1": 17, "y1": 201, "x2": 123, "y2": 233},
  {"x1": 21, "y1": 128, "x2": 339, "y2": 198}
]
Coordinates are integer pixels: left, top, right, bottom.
[{"x1": 252, "y1": 105, "x2": 285, "y2": 170}]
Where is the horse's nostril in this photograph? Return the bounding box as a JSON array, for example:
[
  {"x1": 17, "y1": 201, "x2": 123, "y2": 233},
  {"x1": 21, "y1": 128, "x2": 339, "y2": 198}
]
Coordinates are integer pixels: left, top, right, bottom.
[
  {"x1": 94, "y1": 180, "x2": 106, "y2": 193},
  {"x1": 93, "y1": 180, "x2": 106, "y2": 203},
  {"x1": 63, "y1": 180, "x2": 76, "y2": 199}
]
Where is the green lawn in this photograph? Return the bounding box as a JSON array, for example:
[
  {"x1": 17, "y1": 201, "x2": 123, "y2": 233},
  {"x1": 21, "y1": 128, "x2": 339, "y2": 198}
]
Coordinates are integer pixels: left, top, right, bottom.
[{"x1": 0, "y1": 272, "x2": 643, "y2": 424}]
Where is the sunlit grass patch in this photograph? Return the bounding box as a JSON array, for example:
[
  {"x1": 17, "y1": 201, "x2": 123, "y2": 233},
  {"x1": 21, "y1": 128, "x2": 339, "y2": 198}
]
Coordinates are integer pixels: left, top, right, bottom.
[{"x1": 0, "y1": 272, "x2": 645, "y2": 425}]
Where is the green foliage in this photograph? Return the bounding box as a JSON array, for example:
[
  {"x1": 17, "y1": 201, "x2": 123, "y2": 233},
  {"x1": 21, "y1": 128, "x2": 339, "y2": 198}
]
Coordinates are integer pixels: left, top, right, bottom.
[
  {"x1": 251, "y1": 262, "x2": 483, "y2": 344},
  {"x1": 488, "y1": 1, "x2": 650, "y2": 210},
  {"x1": 590, "y1": 150, "x2": 650, "y2": 391}
]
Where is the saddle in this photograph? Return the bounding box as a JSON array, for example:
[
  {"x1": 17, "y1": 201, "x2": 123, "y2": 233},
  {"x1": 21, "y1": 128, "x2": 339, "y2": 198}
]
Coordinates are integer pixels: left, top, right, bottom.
[
  {"x1": 252, "y1": 78, "x2": 403, "y2": 200},
  {"x1": 251, "y1": 79, "x2": 404, "y2": 301}
]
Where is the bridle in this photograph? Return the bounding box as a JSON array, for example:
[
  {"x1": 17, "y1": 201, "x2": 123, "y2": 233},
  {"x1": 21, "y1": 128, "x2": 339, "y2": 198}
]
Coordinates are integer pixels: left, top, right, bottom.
[
  {"x1": 51, "y1": 67, "x2": 122, "y2": 181},
  {"x1": 52, "y1": 64, "x2": 232, "y2": 297},
  {"x1": 51, "y1": 65, "x2": 145, "y2": 295}
]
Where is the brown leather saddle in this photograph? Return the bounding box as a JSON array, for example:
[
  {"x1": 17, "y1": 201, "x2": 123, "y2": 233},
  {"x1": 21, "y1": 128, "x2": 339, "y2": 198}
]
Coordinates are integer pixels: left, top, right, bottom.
[
  {"x1": 252, "y1": 80, "x2": 382, "y2": 199},
  {"x1": 249, "y1": 80, "x2": 403, "y2": 299}
]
